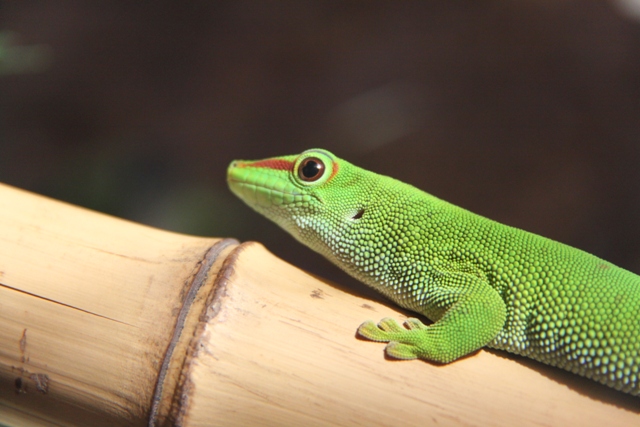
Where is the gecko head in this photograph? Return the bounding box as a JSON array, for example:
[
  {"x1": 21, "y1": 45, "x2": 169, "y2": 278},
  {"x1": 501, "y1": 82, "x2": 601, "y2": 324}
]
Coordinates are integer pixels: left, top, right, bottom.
[{"x1": 227, "y1": 148, "x2": 371, "y2": 247}]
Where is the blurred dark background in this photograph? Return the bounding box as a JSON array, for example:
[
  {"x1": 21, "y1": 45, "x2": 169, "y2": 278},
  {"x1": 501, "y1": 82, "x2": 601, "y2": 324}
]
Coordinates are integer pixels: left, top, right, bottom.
[{"x1": 1, "y1": 1, "x2": 640, "y2": 291}]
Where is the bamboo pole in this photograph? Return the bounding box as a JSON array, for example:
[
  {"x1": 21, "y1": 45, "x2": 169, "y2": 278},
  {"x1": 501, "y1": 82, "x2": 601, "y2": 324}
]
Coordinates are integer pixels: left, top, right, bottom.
[
  {"x1": 0, "y1": 183, "x2": 237, "y2": 426},
  {"x1": 176, "y1": 242, "x2": 639, "y2": 427},
  {"x1": 0, "y1": 183, "x2": 638, "y2": 426}
]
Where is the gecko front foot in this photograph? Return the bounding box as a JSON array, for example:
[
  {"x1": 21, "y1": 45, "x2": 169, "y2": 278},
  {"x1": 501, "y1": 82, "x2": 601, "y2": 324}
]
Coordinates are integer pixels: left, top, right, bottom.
[{"x1": 358, "y1": 317, "x2": 429, "y2": 360}]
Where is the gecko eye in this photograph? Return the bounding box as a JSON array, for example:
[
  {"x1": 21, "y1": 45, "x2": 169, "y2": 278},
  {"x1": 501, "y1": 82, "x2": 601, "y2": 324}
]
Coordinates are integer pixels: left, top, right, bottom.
[{"x1": 298, "y1": 157, "x2": 325, "y2": 182}]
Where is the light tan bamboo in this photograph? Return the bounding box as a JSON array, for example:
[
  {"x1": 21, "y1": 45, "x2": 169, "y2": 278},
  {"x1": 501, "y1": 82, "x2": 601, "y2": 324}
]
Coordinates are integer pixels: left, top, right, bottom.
[
  {"x1": 0, "y1": 183, "x2": 638, "y2": 427},
  {"x1": 176, "y1": 242, "x2": 639, "y2": 427},
  {"x1": 0, "y1": 183, "x2": 237, "y2": 426}
]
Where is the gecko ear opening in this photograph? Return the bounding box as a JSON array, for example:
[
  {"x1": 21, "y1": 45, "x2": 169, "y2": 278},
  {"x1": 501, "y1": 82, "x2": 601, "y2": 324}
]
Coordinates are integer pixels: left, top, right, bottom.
[{"x1": 352, "y1": 208, "x2": 365, "y2": 220}]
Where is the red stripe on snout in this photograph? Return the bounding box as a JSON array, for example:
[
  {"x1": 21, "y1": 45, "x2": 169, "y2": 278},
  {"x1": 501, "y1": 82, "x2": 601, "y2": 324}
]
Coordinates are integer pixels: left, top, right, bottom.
[{"x1": 248, "y1": 159, "x2": 294, "y2": 171}]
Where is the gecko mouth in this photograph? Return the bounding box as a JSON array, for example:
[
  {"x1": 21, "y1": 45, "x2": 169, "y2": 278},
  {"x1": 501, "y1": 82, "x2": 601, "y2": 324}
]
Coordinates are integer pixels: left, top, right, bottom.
[{"x1": 227, "y1": 176, "x2": 318, "y2": 209}]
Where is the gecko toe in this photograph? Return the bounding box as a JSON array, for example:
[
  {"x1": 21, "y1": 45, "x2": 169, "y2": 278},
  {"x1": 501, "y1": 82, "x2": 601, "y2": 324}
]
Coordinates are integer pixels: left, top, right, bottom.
[
  {"x1": 358, "y1": 320, "x2": 390, "y2": 342},
  {"x1": 385, "y1": 341, "x2": 419, "y2": 360},
  {"x1": 405, "y1": 318, "x2": 429, "y2": 330},
  {"x1": 377, "y1": 317, "x2": 406, "y2": 333},
  {"x1": 358, "y1": 317, "x2": 409, "y2": 342}
]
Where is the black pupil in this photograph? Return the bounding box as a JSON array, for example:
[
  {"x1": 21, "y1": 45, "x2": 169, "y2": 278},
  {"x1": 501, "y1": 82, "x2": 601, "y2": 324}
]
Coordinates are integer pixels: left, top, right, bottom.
[{"x1": 300, "y1": 158, "x2": 324, "y2": 181}]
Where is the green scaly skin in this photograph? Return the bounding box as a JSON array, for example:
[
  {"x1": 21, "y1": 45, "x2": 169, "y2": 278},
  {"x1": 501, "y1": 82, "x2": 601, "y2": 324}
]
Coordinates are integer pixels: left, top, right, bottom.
[{"x1": 227, "y1": 148, "x2": 640, "y2": 395}]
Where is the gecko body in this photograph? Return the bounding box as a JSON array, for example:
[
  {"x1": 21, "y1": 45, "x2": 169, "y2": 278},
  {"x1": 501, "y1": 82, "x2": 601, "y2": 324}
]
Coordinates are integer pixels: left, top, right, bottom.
[{"x1": 227, "y1": 148, "x2": 640, "y2": 395}]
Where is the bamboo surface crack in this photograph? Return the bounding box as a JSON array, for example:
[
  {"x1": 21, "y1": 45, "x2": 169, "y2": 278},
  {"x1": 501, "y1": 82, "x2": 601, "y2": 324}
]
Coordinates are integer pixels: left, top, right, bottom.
[{"x1": 0, "y1": 280, "x2": 132, "y2": 326}]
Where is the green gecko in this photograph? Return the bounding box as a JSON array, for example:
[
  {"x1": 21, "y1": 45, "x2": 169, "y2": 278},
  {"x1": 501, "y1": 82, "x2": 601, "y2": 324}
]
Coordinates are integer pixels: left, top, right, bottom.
[{"x1": 227, "y1": 148, "x2": 640, "y2": 396}]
